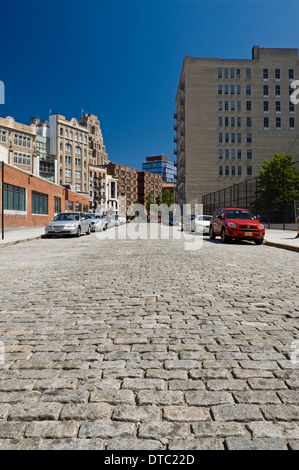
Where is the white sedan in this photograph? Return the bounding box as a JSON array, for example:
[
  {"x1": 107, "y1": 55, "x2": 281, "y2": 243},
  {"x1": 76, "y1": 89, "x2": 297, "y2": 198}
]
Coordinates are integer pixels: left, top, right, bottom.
[{"x1": 191, "y1": 215, "x2": 212, "y2": 234}]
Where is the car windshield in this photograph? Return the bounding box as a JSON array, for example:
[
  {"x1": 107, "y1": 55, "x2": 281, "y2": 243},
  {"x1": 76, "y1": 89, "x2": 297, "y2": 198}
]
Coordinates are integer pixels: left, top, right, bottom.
[
  {"x1": 225, "y1": 210, "x2": 255, "y2": 220},
  {"x1": 86, "y1": 214, "x2": 99, "y2": 219},
  {"x1": 53, "y1": 213, "x2": 80, "y2": 222}
]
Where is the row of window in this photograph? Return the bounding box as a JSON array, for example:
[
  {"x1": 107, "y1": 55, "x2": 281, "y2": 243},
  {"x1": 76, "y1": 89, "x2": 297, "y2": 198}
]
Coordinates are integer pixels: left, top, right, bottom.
[
  {"x1": 219, "y1": 165, "x2": 252, "y2": 177},
  {"x1": 14, "y1": 133, "x2": 32, "y2": 149},
  {"x1": 60, "y1": 128, "x2": 87, "y2": 144},
  {"x1": 264, "y1": 117, "x2": 295, "y2": 129},
  {"x1": 219, "y1": 149, "x2": 252, "y2": 160},
  {"x1": 0, "y1": 129, "x2": 7, "y2": 142},
  {"x1": 218, "y1": 101, "x2": 251, "y2": 111},
  {"x1": 3, "y1": 184, "x2": 49, "y2": 215},
  {"x1": 219, "y1": 133, "x2": 252, "y2": 143},
  {"x1": 14, "y1": 152, "x2": 31, "y2": 166},
  {"x1": 62, "y1": 169, "x2": 82, "y2": 179},
  {"x1": 218, "y1": 68, "x2": 295, "y2": 81},
  {"x1": 218, "y1": 85, "x2": 251, "y2": 95},
  {"x1": 218, "y1": 117, "x2": 251, "y2": 127},
  {"x1": 218, "y1": 68, "x2": 250, "y2": 79},
  {"x1": 263, "y1": 85, "x2": 294, "y2": 97}
]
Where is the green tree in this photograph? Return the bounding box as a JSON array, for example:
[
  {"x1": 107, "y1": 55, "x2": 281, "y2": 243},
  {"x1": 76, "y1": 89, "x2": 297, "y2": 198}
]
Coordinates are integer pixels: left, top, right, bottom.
[
  {"x1": 162, "y1": 189, "x2": 174, "y2": 207},
  {"x1": 258, "y1": 154, "x2": 299, "y2": 211},
  {"x1": 145, "y1": 191, "x2": 154, "y2": 218}
]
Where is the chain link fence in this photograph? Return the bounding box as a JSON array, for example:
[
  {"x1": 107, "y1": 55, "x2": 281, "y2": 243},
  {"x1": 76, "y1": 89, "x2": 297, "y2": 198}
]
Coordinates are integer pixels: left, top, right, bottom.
[{"x1": 203, "y1": 161, "x2": 299, "y2": 230}]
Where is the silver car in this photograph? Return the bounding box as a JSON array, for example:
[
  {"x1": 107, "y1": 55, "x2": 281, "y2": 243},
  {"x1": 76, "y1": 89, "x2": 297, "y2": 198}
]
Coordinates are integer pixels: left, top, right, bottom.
[
  {"x1": 45, "y1": 212, "x2": 91, "y2": 237},
  {"x1": 191, "y1": 215, "x2": 212, "y2": 234},
  {"x1": 85, "y1": 213, "x2": 105, "y2": 232}
]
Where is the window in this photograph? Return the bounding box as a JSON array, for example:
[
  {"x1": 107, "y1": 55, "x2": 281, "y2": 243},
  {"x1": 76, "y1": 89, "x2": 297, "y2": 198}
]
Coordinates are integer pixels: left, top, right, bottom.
[
  {"x1": 289, "y1": 85, "x2": 294, "y2": 97},
  {"x1": 231, "y1": 149, "x2": 236, "y2": 159},
  {"x1": 218, "y1": 85, "x2": 222, "y2": 95},
  {"x1": 65, "y1": 129, "x2": 68, "y2": 139},
  {"x1": 247, "y1": 166, "x2": 252, "y2": 176},
  {"x1": 264, "y1": 117, "x2": 269, "y2": 129},
  {"x1": 275, "y1": 85, "x2": 281, "y2": 97},
  {"x1": 225, "y1": 133, "x2": 229, "y2": 143},
  {"x1": 237, "y1": 133, "x2": 242, "y2": 143},
  {"x1": 218, "y1": 101, "x2": 223, "y2": 111},
  {"x1": 238, "y1": 166, "x2": 242, "y2": 176},
  {"x1": 218, "y1": 117, "x2": 223, "y2": 127},
  {"x1": 224, "y1": 68, "x2": 228, "y2": 78},
  {"x1": 246, "y1": 101, "x2": 251, "y2": 111},
  {"x1": 237, "y1": 85, "x2": 241, "y2": 95},
  {"x1": 231, "y1": 166, "x2": 235, "y2": 176},
  {"x1": 75, "y1": 133, "x2": 78, "y2": 141},
  {"x1": 289, "y1": 69, "x2": 294, "y2": 80},
  {"x1": 275, "y1": 69, "x2": 280, "y2": 80},
  {"x1": 264, "y1": 101, "x2": 269, "y2": 113},
  {"x1": 54, "y1": 196, "x2": 61, "y2": 214},
  {"x1": 231, "y1": 101, "x2": 235, "y2": 111},
  {"x1": 76, "y1": 146, "x2": 82, "y2": 155},
  {"x1": 247, "y1": 133, "x2": 252, "y2": 143},
  {"x1": 65, "y1": 168, "x2": 71, "y2": 177},
  {"x1": 84, "y1": 135, "x2": 87, "y2": 144},
  {"x1": 276, "y1": 117, "x2": 281, "y2": 129},
  {"x1": 224, "y1": 85, "x2": 229, "y2": 95},
  {"x1": 79, "y1": 134, "x2": 83, "y2": 143},
  {"x1": 70, "y1": 131, "x2": 73, "y2": 139},
  {"x1": 237, "y1": 101, "x2": 241, "y2": 111},
  {"x1": 218, "y1": 68, "x2": 222, "y2": 78},
  {"x1": 225, "y1": 165, "x2": 229, "y2": 176},
  {"x1": 231, "y1": 85, "x2": 235, "y2": 95},
  {"x1": 65, "y1": 143, "x2": 72, "y2": 153},
  {"x1": 225, "y1": 117, "x2": 229, "y2": 127},
  {"x1": 218, "y1": 149, "x2": 223, "y2": 159},
  {"x1": 246, "y1": 85, "x2": 251, "y2": 95},
  {"x1": 3, "y1": 183, "x2": 26, "y2": 211},
  {"x1": 246, "y1": 68, "x2": 251, "y2": 79},
  {"x1": 225, "y1": 149, "x2": 229, "y2": 159},
  {"x1": 231, "y1": 68, "x2": 234, "y2": 78},
  {"x1": 60, "y1": 128, "x2": 63, "y2": 137},
  {"x1": 238, "y1": 150, "x2": 242, "y2": 159},
  {"x1": 218, "y1": 133, "x2": 223, "y2": 143},
  {"x1": 263, "y1": 85, "x2": 269, "y2": 97},
  {"x1": 231, "y1": 117, "x2": 235, "y2": 127},
  {"x1": 290, "y1": 117, "x2": 295, "y2": 129},
  {"x1": 65, "y1": 156, "x2": 71, "y2": 165},
  {"x1": 14, "y1": 152, "x2": 31, "y2": 166},
  {"x1": 237, "y1": 117, "x2": 242, "y2": 127},
  {"x1": 247, "y1": 150, "x2": 252, "y2": 159},
  {"x1": 237, "y1": 69, "x2": 241, "y2": 78},
  {"x1": 32, "y1": 191, "x2": 48, "y2": 215},
  {"x1": 75, "y1": 158, "x2": 81, "y2": 167},
  {"x1": 231, "y1": 133, "x2": 235, "y2": 143},
  {"x1": 247, "y1": 117, "x2": 252, "y2": 127},
  {"x1": 290, "y1": 101, "x2": 295, "y2": 113},
  {"x1": 219, "y1": 166, "x2": 223, "y2": 176},
  {"x1": 0, "y1": 129, "x2": 6, "y2": 142},
  {"x1": 263, "y1": 69, "x2": 268, "y2": 80},
  {"x1": 276, "y1": 102, "x2": 281, "y2": 113},
  {"x1": 225, "y1": 101, "x2": 229, "y2": 111}
]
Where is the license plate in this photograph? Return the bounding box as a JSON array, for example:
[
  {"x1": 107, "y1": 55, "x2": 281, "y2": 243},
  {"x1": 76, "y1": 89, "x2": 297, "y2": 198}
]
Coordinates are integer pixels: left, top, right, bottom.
[{"x1": 245, "y1": 232, "x2": 253, "y2": 236}]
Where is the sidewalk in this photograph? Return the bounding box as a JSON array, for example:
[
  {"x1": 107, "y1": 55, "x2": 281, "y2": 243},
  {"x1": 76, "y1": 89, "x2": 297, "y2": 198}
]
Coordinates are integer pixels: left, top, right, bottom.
[
  {"x1": 264, "y1": 229, "x2": 299, "y2": 253},
  {"x1": 0, "y1": 226, "x2": 45, "y2": 248}
]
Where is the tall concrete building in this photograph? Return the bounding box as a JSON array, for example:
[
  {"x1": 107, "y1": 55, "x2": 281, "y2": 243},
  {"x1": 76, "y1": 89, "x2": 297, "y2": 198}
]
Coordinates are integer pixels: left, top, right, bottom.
[
  {"x1": 79, "y1": 113, "x2": 108, "y2": 166},
  {"x1": 175, "y1": 46, "x2": 299, "y2": 206},
  {"x1": 49, "y1": 114, "x2": 89, "y2": 194}
]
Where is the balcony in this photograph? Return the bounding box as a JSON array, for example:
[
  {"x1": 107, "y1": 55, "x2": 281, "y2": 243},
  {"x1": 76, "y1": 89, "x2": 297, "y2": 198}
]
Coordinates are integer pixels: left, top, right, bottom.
[
  {"x1": 180, "y1": 96, "x2": 185, "y2": 105},
  {"x1": 174, "y1": 149, "x2": 177, "y2": 155},
  {"x1": 180, "y1": 81, "x2": 185, "y2": 91},
  {"x1": 174, "y1": 137, "x2": 177, "y2": 143},
  {"x1": 180, "y1": 112, "x2": 185, "y2": 121},
  {"x1": 173, "y1": 125, "x2": 177, "y2": 131},
  {"x1": 173, "y1": 112, "x2": 177, "y2": 119},
  {"x1": 180, "y1": 128, "x2": 185, "y2": 136}
]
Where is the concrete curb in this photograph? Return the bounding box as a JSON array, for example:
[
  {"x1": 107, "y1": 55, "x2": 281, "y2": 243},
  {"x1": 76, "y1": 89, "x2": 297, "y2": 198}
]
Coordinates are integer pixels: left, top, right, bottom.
[
  {"x1": 264, "y1": 240, "x2": 299, "y2": 253},
  {"x1": 0, "y1": 235, "x2": 42, "y2": 249}
]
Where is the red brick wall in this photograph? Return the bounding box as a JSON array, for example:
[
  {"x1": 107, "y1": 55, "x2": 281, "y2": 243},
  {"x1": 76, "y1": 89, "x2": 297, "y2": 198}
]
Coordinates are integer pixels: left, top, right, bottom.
[{"x1": 0, "y1": 164, "x2": 89, "y2": 228}]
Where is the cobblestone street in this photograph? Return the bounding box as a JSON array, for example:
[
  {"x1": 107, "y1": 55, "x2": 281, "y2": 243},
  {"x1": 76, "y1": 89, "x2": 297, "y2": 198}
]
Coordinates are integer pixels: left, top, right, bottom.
[{"x1": 0, "y1": 226, "x2": 298, "y2": 450}]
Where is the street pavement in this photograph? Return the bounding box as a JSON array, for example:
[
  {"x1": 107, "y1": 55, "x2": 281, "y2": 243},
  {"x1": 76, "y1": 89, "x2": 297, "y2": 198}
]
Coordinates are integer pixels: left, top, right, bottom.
[{"x1": 0, "y1": 224, "x2": 298, "y2": 450}]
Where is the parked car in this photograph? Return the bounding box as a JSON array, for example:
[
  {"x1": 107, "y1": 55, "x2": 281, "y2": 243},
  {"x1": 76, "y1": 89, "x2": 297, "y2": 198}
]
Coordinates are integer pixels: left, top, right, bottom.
[
  {"x1": 102, "y1": 214, "x2": 114, "y2": 230},
  {"x1": 191, "y1": 215, "x2": 212, "y2": 234},
  {"x1": 112, "y1": 214, "x2": 126, "y2": 226},
  {"x1": 45, "y1": 212, "x2": 91, "y2": 237},
  {"x1": 209, "y1": 208, "x2": 265, "y2": 244},
  {"x1": 85, "y1": 213, "x2": 105, "y2": 232},
  {"x1": 182, "y1": 214, "x2": 195, "y2": 231}
]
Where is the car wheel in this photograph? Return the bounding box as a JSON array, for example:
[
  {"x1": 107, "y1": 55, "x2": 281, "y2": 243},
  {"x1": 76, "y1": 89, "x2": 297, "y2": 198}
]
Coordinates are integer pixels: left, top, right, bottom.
[
  {"x1": 221, "y1": 228, "x2": 229, "y2": 243},
  {"x1": 87, "y1": 225, "x2": 91, "y2": 235},
  {"x1": 209, "y1": 226, "x2": 216, "y2": 239},
  {"x1": 76, "y1": 226, "x2": 81, "y2": 238},
  {"x1": 255, "y1": 238, "x2": 264, "y2": 245}
]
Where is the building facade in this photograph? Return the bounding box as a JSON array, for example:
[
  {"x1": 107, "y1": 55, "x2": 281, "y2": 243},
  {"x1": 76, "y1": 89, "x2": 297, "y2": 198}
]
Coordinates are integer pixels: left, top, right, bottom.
[
  {"x1": 106, "y1": 162, "x2": 139, "y2": 213},
  {"x1": 0, "y1": 116, "x2": 38, "y2": 175},
  {"x1": 49, "y1": 113, "x2": 89, "y2": 194},
  {"x1": 138, "y1": 171, "x2": 163, "y2": 206},
  {"x1": 175, "y1": 46, "x2": 299, "y2": 206},
  {"x1": 79, "y1": 113, "x2": 108, "y2": 166},
  {"x1": 142, "y1": 155, "x2": 176, "y2": 184}
]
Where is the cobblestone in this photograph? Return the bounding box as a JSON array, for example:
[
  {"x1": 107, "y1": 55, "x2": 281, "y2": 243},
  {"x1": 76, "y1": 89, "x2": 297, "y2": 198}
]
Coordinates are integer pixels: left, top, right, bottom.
[{"x1": 0, "y1": 229, "x2": 298, "y2": 449}]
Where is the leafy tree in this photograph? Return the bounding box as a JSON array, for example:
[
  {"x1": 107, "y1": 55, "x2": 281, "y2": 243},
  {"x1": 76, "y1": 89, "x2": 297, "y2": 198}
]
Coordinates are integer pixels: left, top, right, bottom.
[
  {"x1": 258, "y1": 154, "x2": 299, "y2": 211},
  {"x1": 145, "y1": 191, "x2": 154, "y2": 218},
  {"x1": 162, "y1": 189, "x2": 174, "y2": 207}
]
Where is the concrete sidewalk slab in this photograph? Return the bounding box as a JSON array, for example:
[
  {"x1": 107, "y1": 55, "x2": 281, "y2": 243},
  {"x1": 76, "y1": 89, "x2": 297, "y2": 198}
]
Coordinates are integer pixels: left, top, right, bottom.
[
  {"x1": 264, "y1": 229, "x2": 299, "y2": 253},
  {"x1": 0, "y1": 227, "x2": 45, "y2": 248}
]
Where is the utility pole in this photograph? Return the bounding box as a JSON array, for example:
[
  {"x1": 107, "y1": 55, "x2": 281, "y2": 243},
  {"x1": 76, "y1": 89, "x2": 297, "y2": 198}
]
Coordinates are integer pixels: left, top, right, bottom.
[{"x1": 1, "y1": 162, "x2": 4, "y2": 240}]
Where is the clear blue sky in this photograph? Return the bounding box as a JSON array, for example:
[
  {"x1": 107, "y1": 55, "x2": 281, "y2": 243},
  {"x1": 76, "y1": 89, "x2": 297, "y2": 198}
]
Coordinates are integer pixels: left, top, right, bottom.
[{"x1": 1, "y1": 0, "x2": 299, "y2": 170}]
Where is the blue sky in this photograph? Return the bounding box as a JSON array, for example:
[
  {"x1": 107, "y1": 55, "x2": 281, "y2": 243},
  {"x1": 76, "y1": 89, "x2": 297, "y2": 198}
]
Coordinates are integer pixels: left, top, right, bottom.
[{"x1": 1, "y1": 0, "x2": 299, "y2": 169}]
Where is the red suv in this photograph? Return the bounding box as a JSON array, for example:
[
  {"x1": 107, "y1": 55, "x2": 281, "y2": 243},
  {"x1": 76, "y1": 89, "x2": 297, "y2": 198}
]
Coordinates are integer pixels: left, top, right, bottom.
[{"x1": 210, "y1": 208, "x2": 265, "y2": 245}]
